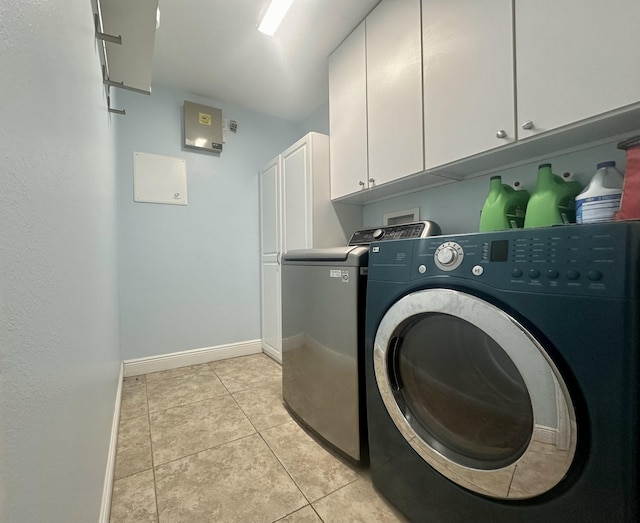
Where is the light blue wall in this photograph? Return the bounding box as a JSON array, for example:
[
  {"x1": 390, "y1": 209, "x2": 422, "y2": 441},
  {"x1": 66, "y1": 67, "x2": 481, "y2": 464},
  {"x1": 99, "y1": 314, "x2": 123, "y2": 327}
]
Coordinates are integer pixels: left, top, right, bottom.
[
  {"x1": 299, "y1": 100, "x2": 330, "y2": 135},
  {"x1": 363, "y1": 138, "x2": 629, "y2": 233},
  {"x1": 115, "y1": 86, "x2": 301, "y2": 359},
  {"x1": 0, "y1": 0, "x2": 121, "y2": 521}
]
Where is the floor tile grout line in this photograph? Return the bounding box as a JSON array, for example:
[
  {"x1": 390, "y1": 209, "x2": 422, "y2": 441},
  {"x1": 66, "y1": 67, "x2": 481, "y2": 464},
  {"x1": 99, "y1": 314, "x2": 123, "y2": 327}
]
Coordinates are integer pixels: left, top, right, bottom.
[
  {"x1": 257, "y1": 425, "x2": 314, "y2": 505},
  {"x1": 144, "y1": 375, "x2": 161, "y2": 523},
  {"x1": 226, "y1": 383, "x2": 316, "y2": 507},
  {"x1": 270, "y1": 503, "x2": 325, "y2": 523},
  {"x1": 151, "y1": 430, "x2": 260, "y2": 471},
  {"x1": 147, "y1": 390, "x2": 232, "y2": 416}
]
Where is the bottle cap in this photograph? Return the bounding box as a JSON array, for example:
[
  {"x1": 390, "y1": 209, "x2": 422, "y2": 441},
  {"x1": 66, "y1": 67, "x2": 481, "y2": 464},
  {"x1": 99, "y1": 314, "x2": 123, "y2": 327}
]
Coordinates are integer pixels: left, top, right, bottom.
[
  {"x1": 538, "y1": 163, "x2": 552, "y2": 169},
  {"x1": 596, "y1": 161, "x2": 616, "y2": 169},
  {"x1": 490, "y1": 175, "x2": 501, "y2": 180}
]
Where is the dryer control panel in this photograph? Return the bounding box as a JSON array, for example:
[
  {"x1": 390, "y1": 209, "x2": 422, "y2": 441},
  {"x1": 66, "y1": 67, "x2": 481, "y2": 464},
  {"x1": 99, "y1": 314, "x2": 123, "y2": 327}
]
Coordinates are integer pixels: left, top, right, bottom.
[{"x1": 369, "y1": 222, "x2": 640, "y2": 299}]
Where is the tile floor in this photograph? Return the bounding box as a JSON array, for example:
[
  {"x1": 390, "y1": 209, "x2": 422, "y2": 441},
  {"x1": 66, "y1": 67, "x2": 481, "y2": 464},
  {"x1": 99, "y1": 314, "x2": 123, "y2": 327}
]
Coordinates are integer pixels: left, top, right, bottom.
[{"x1": 110, "y1": 353, "x2": 407, "y2": 523}]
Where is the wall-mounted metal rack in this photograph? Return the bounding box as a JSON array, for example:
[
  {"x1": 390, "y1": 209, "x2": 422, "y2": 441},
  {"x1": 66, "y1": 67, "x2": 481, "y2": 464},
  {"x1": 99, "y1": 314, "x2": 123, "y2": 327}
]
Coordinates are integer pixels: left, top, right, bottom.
[{"x1": 93, "y1": 0, "x2": 158, "y2": 115}]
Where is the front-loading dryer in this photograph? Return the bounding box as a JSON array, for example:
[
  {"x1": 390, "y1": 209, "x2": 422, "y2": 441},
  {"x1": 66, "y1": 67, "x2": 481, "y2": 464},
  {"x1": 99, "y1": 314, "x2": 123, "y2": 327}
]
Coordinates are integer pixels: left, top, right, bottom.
[{"x1": 365, "y1": 222, "x2": 639, "y2": 522}]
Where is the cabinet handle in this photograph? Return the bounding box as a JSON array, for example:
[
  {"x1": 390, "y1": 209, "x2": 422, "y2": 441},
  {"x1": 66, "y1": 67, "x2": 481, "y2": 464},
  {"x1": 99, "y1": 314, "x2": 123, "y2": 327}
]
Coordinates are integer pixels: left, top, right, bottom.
[
  {"x1": 369, "y1": 178, "x2": 375, "y2": 185},
  {"x1": 496, "y1": 129, "x2": 507, "y2": 139},
  {"x1": 359, "y1": 180, "x2": 365, "y2": 187},
  {"x1": 521, "y1": 120, "x2": 534, "y2": 130}
]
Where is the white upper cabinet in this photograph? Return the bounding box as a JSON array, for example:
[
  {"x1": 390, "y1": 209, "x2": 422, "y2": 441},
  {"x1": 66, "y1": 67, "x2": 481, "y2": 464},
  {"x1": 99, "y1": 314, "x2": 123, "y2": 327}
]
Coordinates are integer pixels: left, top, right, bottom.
[
  {"x1": 516, "y1": 0, "x2": 640, "y2": 139},
  {"x1": 422, "y1": 0, "x2": 515, "y2": 169},
  {"x1": 366, "y1": 0, "x2": 424, "y2": 187},
  {"x1": 329, "y1": 22, "x2": 368, "y2": 200}
]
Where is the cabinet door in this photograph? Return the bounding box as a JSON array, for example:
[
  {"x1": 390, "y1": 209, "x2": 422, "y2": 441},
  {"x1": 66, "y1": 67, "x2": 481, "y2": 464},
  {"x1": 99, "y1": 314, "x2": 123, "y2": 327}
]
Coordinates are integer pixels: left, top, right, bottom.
[
  {"x1": 260, "y1": 262, "x2": 281, "y2": 363},
  {"x1": 423, "y1": 0, "x2": 515, "y2": 168},
  {"x1": 329, "y1": 22, "x2": 368, "y2": 199},
  {"x1": 259, "y1": 156, "x2": 280, "y2": 262},
  {"x1": 367, "y1": 0, "x2": 424, "y2": 187},
  {"x1": 516, "y1": 0, "x2": 640, "y2": 139},
  {"x1": 282, "y1": 137, "x2": 313, "y2": 252},
  {"x1": 259, "y1": 156, "x2": 282, "y2": 361}
]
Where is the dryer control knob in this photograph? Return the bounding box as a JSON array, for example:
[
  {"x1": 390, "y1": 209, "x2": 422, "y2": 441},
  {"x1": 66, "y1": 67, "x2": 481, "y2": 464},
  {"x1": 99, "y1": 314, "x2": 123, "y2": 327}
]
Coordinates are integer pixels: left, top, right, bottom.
[
  {"x1": 436, "y1": 246, "x2": 457, "y2": 265},
  {"x1": 434, "y1": 242, "x2": 464, "y2": 271},
  {"x1": 373, "y1": 228, "x2": 384, "y2": 240}
]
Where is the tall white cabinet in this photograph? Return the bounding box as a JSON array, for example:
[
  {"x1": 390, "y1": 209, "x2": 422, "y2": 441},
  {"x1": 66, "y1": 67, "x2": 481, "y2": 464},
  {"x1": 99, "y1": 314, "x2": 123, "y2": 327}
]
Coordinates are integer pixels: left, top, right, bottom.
[{"x1": 259, "y1": 132, "x2": 361, "y2": 363}]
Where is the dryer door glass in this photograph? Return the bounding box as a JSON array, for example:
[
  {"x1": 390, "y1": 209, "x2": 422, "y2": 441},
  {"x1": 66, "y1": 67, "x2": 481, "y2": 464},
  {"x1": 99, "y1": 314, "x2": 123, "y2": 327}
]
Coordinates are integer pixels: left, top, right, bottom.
[
  {"x1": 373, "y1": 288, "x2": 577, "y2": 500},
  {"x1": 392, "y1": 313, "x2": 533, "y2": 470}
]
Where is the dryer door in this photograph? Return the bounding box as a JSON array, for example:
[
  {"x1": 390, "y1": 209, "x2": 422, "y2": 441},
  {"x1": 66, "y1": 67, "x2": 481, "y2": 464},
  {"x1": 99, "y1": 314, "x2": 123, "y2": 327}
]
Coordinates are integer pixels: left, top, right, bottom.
[{"x1": 373, "y1": 288, "x2": 577, "y2": 500}]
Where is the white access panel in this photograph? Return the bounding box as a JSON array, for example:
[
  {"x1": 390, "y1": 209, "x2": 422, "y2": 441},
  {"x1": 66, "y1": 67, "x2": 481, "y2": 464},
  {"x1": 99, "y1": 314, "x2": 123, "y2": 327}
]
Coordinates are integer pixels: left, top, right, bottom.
[{"x1": 133, "y1": 152, "x2": 187, "y2": 205}]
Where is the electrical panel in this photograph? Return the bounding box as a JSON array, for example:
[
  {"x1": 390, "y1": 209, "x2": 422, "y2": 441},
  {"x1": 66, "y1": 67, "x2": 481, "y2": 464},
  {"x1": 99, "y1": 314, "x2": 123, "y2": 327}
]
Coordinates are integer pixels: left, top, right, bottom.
[{"x1": 184, "y1": 101, "x2": 223, "y2": 153}]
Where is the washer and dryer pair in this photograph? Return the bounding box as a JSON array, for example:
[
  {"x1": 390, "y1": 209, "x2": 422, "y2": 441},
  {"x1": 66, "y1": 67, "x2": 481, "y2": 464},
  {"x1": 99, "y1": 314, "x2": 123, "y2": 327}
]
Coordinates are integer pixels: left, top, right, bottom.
[{"x1": 365, "y1": 222, "x2": 639, "y2": 522}]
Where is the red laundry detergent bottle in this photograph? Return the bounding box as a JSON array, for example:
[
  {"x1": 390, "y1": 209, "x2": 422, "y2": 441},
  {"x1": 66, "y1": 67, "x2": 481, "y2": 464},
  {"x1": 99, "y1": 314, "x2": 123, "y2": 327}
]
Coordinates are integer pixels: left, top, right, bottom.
[{"x1": 615, "y1": 135, "x2": 640, "y2": 221}]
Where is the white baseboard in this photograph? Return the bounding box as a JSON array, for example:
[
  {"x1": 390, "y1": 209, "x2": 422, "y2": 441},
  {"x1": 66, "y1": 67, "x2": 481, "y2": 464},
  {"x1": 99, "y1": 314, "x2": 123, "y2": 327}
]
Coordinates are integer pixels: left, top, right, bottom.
[
  {"x1": 123, "y1": 339, "x2": 263, "y2": 377},
  {"x1": 99, "y1": 361, "x2": 123, "y2": 523},
  {"x1": 262, "y1": 344, "x2": 282, "y2": 364}
]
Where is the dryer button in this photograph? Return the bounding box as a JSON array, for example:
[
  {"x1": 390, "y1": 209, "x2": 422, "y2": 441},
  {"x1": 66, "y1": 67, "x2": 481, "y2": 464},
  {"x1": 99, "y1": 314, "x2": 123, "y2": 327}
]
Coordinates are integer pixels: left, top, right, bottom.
[
  {"x1": 528, "y1": 269, "x2": 540, "y2": 279},
  {"x1": 512, "y1": 268, "x2": 523, "y2": 278},
  {"x1": 418, "y1": 264, "x2": 427, "y2": 274},
  {"x1": 546, "y1": 269, "x2": 559, "y2": 280},
  {"x1": 588, "y1": 270, "x2": 603, "y2": 281},
  {"x1": 472, "y1": 265, "x2": 484, "y2": 276},
  {"x1": 566, "y1": 269, "x2": 580, "y2": 280}
]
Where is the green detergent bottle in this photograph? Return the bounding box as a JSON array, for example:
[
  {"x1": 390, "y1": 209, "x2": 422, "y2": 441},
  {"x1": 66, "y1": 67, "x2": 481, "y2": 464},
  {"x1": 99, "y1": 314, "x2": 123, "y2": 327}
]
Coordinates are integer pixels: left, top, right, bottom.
[
  {"x1": 479, "y1": 176, "x2": 530, "y2": 231},
  {"x1": 523, "y1": 163, "x2": 583, "y2": 228}
]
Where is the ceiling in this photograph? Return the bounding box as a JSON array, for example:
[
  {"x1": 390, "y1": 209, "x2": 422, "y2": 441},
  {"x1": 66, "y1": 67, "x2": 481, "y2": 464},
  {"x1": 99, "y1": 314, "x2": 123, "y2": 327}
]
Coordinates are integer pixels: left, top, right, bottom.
[{"x1": 152, "y1": 0, "x2": 380, "y2": 122}]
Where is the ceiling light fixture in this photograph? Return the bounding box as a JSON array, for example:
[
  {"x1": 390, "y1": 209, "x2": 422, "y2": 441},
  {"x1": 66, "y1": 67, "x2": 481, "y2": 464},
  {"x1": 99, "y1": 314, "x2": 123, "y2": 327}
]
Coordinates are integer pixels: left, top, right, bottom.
[{"x1": 257, "y1": 0, "x2": 294, "y2": 36}]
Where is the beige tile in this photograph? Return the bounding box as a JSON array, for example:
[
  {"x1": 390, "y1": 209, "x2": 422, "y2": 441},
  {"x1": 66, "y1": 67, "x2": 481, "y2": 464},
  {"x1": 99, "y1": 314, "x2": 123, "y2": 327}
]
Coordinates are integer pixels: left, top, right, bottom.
[
  {"x1": 123, "y1": 375, "x2": 145, "y2": 388},
  {"x1": 210, "y1": 353, "x2": 281, "y2": 393},
  {"x1": 120, "y1": 381, "x2": 148, "y2": 420},
  {"x1": 155, "y1": 433, "x2": 307, "y2": 523},
  {"x1": 150, "y1": 395, "x2": 256, "y2": 465},
  {"x1": 110, "y1": 469, "x2": 157, "y2": 523},
  {"x1": 145, "y1": 363, "x2": 210, "y2": 383},
  {"x1": 261, "y1": 420, "x2": 359, "y2": 502},
  {"x1": 276, "y1": 505, "x2": 322, "y2": 523},
  {"x1": 146, "y1": 366, "x2": 227, "y2": 413},
  {"x1": 312, "y1": 476, "x2": 408, "y2": 523},
  {"x1": 232, "y1": 383, "x2": 291, "y2": 431},
  {"x1": 114, "y1": 414, "x2": 152, "y2": 480}
]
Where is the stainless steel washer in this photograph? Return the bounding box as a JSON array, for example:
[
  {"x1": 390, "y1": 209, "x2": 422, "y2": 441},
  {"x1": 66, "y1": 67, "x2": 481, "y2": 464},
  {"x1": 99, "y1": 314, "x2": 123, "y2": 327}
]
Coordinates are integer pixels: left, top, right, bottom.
[{"x1": 281, "y1": 221, "x2": 441, "y2": 463}]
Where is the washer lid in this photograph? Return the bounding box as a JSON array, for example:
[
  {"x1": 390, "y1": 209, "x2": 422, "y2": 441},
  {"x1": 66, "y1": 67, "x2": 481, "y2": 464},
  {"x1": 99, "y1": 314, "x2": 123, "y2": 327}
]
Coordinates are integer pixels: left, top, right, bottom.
[{"x1": 282, "y1": 246, "x2": 368, "y2": 264}]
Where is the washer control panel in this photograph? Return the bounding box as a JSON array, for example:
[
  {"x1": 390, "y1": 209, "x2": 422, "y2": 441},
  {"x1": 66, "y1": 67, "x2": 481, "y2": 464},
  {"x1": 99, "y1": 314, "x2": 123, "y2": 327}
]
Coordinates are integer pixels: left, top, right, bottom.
[
  {"x1": 349, "y1": 220, "x2": 441, "y2": 246},
  {"x1": 434, "y1": 241, "x2": 464, "y2": 271}
]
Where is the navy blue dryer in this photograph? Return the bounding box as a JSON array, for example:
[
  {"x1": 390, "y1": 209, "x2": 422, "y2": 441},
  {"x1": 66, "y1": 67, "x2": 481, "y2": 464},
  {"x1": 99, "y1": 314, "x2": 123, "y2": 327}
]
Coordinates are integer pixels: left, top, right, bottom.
[{"x1": 365, "y1": 222, "x2": 639, "y2": 522}]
